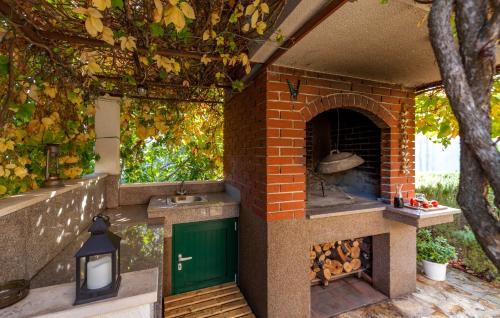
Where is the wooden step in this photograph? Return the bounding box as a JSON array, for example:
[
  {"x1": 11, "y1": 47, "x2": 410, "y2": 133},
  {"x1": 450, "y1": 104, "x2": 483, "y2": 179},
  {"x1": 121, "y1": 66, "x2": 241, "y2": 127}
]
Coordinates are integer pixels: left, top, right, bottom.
[{"x1": 165, "y1": 283, "x2": 255, "y2": 318}]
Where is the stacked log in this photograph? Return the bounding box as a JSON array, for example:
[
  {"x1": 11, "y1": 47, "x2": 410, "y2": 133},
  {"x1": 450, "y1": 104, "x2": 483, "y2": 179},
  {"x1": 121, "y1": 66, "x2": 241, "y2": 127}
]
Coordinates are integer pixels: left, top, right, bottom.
[{"x1": 309, "y1": 238, "x2": 366, "y2": 286}]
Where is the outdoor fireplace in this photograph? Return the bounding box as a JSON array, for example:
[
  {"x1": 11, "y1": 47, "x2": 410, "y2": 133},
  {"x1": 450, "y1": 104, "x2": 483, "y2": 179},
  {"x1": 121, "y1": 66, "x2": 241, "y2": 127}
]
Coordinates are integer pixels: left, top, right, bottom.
[{"x1": 306, "y1": 108, "x2": 387, "y2": 209}]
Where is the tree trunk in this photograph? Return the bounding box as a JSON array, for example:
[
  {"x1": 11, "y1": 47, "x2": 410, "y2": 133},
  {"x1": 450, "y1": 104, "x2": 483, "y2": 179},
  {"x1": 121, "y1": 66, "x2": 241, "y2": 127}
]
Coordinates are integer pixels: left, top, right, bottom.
[{"x1": 428, "y1": 0, "x2": 500, "y2": 269}]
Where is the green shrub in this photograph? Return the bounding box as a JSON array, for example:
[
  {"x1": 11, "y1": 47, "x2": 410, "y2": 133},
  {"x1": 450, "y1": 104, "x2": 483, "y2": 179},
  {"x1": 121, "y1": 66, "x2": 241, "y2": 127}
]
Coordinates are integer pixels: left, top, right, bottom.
[
  {"x1": 417, "y1": 229, "x2": 456, "y2": 264},
  {"x1": 450, "y1": 227, "x2": 498, "y2": 279},
  {"x1": 416, "y1": 172, "x2": 498, "y2": 281}
]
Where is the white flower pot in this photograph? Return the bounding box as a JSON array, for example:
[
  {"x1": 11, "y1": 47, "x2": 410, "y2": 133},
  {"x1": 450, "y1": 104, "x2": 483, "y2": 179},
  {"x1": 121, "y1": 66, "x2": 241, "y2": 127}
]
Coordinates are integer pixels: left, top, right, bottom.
[{"x1": 422, "y1": 260, "x2": 448, "y2": 281}]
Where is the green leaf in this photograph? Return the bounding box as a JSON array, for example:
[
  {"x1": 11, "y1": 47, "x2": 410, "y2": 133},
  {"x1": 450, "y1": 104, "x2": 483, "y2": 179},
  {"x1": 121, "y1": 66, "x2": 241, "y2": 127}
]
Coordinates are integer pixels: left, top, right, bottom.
[
  {"x1": 111, "y1": 0, "x2": 124, "y2": 9},
  {"x1": 0, "y1": 55, "x2": 9, "y2": 76},
  {"x1": 231, "y1": 80, "x2": 244, "y2": 92},
  {"x1": 159, "y1": 70, "x2": 167, "y2": 79},
  {"x1": 150, "y1": 23, "x2": 164, "y2": 38}
]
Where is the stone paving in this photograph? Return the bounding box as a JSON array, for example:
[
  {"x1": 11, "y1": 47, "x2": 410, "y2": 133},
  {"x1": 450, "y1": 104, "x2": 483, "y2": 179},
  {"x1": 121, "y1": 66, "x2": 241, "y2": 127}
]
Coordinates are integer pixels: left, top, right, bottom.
[{"x1": 337, "y1": 269, "x2": 500, "y2": 318}]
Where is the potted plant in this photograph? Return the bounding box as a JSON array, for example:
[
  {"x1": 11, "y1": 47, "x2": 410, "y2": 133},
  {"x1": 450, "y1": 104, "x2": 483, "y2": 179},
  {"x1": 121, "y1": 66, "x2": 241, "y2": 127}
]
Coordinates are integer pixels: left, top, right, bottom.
[{"x1": 417, "y1": 229, "x2": 456, "y2": 281}]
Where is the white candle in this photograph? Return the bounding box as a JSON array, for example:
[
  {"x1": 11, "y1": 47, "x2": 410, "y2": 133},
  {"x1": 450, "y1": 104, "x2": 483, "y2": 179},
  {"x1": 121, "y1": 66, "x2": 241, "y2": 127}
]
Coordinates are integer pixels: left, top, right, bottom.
[{"x1": 87, "y1": 256, "x2": 112, "y2": 290}]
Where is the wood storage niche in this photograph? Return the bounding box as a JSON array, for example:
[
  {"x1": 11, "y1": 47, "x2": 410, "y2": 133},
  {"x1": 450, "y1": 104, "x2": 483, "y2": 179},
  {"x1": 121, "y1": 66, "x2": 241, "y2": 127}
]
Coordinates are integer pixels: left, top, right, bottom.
[{"x1": 309, "y1": 237, "x2": 372, "y2": 286}]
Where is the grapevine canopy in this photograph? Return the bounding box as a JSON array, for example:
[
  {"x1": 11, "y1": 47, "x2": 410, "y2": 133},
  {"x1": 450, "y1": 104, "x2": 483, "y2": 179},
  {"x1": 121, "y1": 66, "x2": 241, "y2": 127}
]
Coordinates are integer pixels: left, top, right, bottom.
[{"x1": 0, "y1": 0, "x2": 284, "y2": 104}]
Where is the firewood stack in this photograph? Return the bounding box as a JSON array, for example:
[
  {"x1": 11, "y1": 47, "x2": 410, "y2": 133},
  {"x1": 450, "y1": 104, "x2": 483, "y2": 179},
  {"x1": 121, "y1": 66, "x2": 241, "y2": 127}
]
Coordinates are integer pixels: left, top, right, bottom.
[{"x1": 309, "y1": 238, "x2": 367, "y2": 286}]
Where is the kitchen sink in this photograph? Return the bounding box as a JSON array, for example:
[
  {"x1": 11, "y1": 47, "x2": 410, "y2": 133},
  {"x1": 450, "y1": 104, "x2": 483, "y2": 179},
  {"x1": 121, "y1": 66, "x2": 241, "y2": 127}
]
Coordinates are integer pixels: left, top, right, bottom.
[{"x1": 167, "y1": 195, "x2": 207, "y2": 205}]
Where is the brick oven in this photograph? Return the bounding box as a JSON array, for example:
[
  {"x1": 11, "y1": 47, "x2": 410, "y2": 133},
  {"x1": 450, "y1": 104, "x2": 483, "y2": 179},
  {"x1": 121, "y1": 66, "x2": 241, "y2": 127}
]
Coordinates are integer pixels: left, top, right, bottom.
[{"x1": 224, "y1": 65, "x2": 454, "y2": 318}]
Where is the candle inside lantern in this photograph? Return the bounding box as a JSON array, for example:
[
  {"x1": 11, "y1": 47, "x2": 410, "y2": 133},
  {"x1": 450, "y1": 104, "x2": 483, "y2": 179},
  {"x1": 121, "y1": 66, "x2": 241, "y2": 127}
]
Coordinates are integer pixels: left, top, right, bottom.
[{"x1": 87, "y1": 256, "x2": 112, "y2": 290}]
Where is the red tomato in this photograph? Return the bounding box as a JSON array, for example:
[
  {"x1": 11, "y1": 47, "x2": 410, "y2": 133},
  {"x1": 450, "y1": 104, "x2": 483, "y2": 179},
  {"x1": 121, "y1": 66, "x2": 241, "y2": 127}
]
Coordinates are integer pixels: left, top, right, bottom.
[
  {"x1": 410, "y1": 198, "x2": 416, "y2": 206},
  {"x1": 431, "y1": 200, "x2": 439, "y2": 207},
  {"x1": 423, "y1": 203, "x2": 430, "y2": 209}
]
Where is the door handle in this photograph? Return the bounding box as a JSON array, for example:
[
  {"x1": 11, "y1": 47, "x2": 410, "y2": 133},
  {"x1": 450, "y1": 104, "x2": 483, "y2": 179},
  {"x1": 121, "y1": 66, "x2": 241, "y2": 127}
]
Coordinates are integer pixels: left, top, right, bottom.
[{"x1": 178, "y1": 254, "x2": 193, "y2": 262}]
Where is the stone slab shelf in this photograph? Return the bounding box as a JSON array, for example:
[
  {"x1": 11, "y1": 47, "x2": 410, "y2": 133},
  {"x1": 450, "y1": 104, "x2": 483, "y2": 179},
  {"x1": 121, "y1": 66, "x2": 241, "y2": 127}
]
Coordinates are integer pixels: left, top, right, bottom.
[
  {"x1": 147, "y1": 192, "x2": 239, "y2": 237},
  {"x1": 0, "y1": 268, "x2": 158, "y2": 318},
  {"x1": 384, "y1": 205, "x2": 461, "y2": 228}
]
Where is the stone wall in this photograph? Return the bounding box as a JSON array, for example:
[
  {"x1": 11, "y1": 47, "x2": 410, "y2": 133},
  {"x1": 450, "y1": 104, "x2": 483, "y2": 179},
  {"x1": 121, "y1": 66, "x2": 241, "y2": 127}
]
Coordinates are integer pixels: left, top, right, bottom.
[{"x1": 0, "y1": 175, "x2": 107, "y2": 283}]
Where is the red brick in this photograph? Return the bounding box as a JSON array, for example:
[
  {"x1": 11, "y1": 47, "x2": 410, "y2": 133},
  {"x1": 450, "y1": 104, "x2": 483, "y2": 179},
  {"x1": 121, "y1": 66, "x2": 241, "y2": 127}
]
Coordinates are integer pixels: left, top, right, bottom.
[
  {"x1": 280, "y1": 201, "x2": 305, "y2": 211},
  {"x1": 280, "y1": 165, "x2": 305, "y2": 174},
  {"x1": 280, "y1": 111, "x2": 302, "y2": 120},
  {"x1": 266, "y1": 211, "x2": 294, "y2": 221},
  {"x1": 280, "y1": 129, "x2": 304, "y2": 138},
  {"x1": 268, "y1": 175, "x2": 294, "y2": 184},
  {"x1": 267, "y1": 193, "x2": 294, "y2": 203},
  {"x1": 281, "y1": 183, "x2": 305, "y2": 192},
  {"x1": 280, "y1": 147, "x2": 303, "y2": 156},
  {"x1": 267, "y1": 119, "x2": 294, "y2": 129},
  {"x1": 268, "y1": 138, "x2": 293, "y2": 147}
]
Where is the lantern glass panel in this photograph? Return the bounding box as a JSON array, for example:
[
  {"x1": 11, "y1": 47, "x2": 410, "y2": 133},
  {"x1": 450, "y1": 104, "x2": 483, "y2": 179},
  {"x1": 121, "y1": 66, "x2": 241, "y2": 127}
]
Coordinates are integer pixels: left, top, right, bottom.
[{"x1": 86, "y1": 254, "x2": 113, "y2": 290}]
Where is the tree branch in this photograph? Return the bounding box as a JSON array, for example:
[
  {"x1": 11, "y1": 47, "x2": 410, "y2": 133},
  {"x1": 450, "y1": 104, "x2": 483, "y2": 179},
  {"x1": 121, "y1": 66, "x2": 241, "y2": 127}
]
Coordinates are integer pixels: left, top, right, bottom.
[
  {"x1": 476, "y1": 1, "x2": 500, "y2": 54},
  {"x1": 429, "y1": 0, "x2": 500, "y2": 208}
]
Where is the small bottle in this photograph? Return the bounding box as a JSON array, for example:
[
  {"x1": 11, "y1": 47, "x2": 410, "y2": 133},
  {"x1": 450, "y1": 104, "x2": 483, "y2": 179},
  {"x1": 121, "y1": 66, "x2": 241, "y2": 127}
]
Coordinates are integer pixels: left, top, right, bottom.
[{"x1": 394, "y1": 184, "x2": 404, "y2": 208}]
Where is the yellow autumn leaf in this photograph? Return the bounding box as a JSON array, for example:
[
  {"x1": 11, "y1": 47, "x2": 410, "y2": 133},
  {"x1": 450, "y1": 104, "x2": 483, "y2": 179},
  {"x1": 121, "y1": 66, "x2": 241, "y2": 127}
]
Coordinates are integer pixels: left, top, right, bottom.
[
  {"x1": 93, "y1": 0, "x2": 111, "y2": 11},
  {"x1": 256, "y1": 21, "x2": 267, "y2": 35},
  {"x1": 211, "y1": 12, "x2": 220, "y2": 25},
  {"x1": 136, "y1": 125, "x2": 148, "y2": 140},
  {"x1": 240, "y1": 53, "x2": 249, "y2": 66},
  {"x1": 100, "y1": 26, "x2": 114, "y2": 45},
  {"x1": 242, "y1": 23, "x2": 250, "y2": 33},
  {"x1": 5, "y1": 163, "x2": 16, "y2": 169},
  {"x1": 0, "y1": 185, "x2": 6, "y2": 195},
  {"x1": 245, "y1": 4, "x2": 256, "y2": 16},
  {"x1": 87, "y1": 7, "x2": 103, "y2": 18},
  {"x1": 164, "y1": 5, "x2": 185, "y2": 32},
  {"x1": 41, "y1": 117, "x2": 54, "y2": 129},
  {"x1": 202, "y1": 29, "x2": 210, "y2": 41},
  {"x1": 85, "y1": 18, "x2": 98, "y2": 37},
  {"x1": 139, "y1": 56, "x2": 149, "y2": 65},
  {"x1": 168, "y1": 0, "x2": 179, "y2": 5},
  {"x1": 245, "y1": 64, "x2": 251, "y2": 74},
  {"x1": 43, "y1": 84, "x2": 57, "y2": 98},
  {"x1": 251, "y1": 10, "x2": 258, "y2": 28},
  {"x1": 201, "y1": 54, "x2": 211, "y2": 65},
  {"x1": 180, "y1": 2, "x2": 195, "y2": 19},
  {"x1": 14, "y1": 167, "x2": 28, "y2": 178},
  {"x1": 260, "y1": 2, "x2": 269, "y2": 14},
  {"x1": 253, "y1": 0, "x2": 261, "y2": 6},
  {"x1": 119, "y1": 36, "x2": 137, "y2": 51},
  {"x1": 88, "y1": 60, "x2": 102, "y2": 74}
]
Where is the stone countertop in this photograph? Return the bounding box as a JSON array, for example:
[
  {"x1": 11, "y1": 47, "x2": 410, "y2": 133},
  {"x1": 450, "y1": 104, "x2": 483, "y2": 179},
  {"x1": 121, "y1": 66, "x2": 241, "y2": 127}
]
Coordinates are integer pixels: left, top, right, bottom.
[
  {"x1": 147, "y1": 192, "x2": 239, "y2": 237},
  {"x1": 0, "y1": 268, "x2": 158, "y2": 318},
  {"x1": 0, "y1": 173, "x2": 107, "y2": 218},
  {"x1": 307, "y1": 200, "x2": 460, "y2": 228},
  {"x1": 30, "y1": 205, "x2": 164, "y2": 289}
]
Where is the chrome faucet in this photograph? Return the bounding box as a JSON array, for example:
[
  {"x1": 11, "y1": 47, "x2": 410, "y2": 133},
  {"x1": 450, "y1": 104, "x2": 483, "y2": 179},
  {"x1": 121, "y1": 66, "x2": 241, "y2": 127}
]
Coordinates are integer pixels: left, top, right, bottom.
[{"x1": 177, "y1": 180, "x2": 187, "y2": 195}]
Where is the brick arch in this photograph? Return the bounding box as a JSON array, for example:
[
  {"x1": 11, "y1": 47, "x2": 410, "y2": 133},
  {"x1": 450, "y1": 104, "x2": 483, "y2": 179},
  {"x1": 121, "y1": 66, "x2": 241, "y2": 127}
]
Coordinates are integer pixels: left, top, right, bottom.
[{"x1": 299, "y1": 93, "x2": 396, "y2": 128}]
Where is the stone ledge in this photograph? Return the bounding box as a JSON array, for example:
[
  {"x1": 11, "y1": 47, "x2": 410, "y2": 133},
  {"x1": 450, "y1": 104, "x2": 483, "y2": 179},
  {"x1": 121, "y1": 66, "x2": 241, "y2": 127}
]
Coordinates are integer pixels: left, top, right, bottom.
[
  {"x1": 0, "y1": 173, "x2": 107, "y2": 219},
  {"x1": 0, "y1": 268, "x2": 158, "y2": 318},
  {"x1": 384, "y1": 206, "x2": 460, "y2": 228}
]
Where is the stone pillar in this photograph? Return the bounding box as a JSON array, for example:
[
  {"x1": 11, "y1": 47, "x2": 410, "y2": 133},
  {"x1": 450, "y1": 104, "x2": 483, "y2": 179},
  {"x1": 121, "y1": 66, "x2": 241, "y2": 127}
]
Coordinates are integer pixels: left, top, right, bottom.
[
  {"x1": 95, "y1": 95, "x2": 121, "y2": 208},
  {"x1": 372, "y1": 223, "x2": 417, "y2": 297}
]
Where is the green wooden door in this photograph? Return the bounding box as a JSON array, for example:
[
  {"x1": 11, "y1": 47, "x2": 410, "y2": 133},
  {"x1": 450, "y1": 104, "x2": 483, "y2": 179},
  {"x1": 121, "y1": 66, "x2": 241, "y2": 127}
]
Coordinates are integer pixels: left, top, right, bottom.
[{"x1": 172, "y1": 218, "x2": 238, "y2": 294}]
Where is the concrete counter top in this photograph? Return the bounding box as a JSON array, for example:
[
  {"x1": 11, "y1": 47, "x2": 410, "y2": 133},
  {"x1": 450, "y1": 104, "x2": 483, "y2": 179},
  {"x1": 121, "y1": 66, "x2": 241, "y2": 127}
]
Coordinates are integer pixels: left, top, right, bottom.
[
  {"x1": 307, "y1": 200, "x2": 460, "y2": 228},
  {"x1": 0, "y1": 268, "x2": 158, "y2": 318},
  {"x1": 147, "y1": 192, "x2": 239, "y2": 237}
]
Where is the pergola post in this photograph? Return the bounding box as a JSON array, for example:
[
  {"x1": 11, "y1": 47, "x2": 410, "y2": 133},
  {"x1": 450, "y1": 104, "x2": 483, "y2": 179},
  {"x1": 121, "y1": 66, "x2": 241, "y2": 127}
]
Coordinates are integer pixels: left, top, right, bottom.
[{"x1": 95, "y1": 95, "x2": 121, "y2": 208}]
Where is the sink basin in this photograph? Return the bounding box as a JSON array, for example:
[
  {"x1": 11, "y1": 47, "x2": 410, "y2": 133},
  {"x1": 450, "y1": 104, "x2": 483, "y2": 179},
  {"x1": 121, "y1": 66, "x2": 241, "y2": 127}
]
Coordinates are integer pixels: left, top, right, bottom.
[{"x1": 167, "y1": 195, "x2": 207, "y2": 205}]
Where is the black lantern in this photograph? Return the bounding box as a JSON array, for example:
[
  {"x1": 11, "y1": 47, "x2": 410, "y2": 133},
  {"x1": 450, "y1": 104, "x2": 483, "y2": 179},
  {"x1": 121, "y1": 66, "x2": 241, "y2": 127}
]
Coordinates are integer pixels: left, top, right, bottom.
[
  {"x1": 43, "y1": 143, "x2": 64, "y2": 187},
  {"x1": 74, "y1": 214, "x2": 121, "y2": 305}
]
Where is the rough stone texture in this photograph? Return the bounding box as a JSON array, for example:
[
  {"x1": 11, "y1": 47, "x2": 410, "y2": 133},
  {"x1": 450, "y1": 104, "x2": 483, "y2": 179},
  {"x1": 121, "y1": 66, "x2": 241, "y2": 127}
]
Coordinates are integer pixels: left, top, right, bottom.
[
  {"x1": 372, "y1": 224, "x2": 417, "y2": 298},
  {"x1": 106, "y1": 174, "x2": 120, "y2": 208},
  {"x1": 238, "y1": 207, "x2": 268, "y2": 318},
  {"x1": 119, "y1": 181, "x2": 225, "y2": 206},
  {"x1": 0, "y1": 176, "x2": 106, "y2": 284},
  {"x1": 267, "y1": 218, "x2": 309, "y2": 318}
]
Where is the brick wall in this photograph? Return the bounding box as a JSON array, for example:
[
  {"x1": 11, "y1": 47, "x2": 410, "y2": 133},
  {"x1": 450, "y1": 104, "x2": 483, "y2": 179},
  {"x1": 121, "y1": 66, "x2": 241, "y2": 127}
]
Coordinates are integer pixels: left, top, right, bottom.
[
  {"x1": 224, "y1": 72, "x2": 268, "y2": 218},
  {"x1": 225, "y1": 65, "x2": 416, "y2": 222}
]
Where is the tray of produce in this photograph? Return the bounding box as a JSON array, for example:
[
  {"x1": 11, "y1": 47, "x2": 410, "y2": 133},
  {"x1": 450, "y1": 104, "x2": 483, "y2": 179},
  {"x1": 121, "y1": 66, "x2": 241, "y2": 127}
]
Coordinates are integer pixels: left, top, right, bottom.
[{"x1": 405, "y1": 197, "x2": 447, "y2": 212}]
